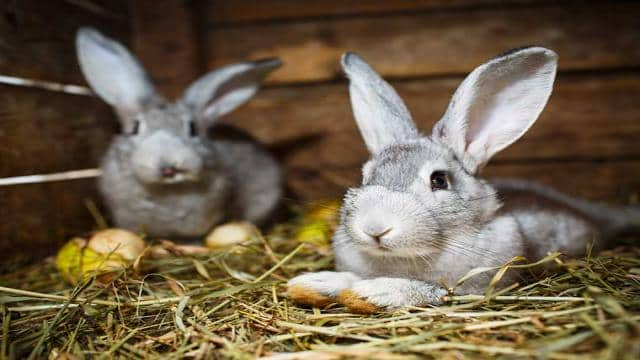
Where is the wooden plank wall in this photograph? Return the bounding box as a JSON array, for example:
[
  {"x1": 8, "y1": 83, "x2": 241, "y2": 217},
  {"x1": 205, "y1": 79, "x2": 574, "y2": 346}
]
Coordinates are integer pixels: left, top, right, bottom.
[
  {"x1": 195, "y1": 0, "x2": 640, "y2": 203},
  {"x1": 0, "y1": 0, "x2": 129, "y2": 265},
  {"x1": 1, "y1": 0, "x2": 639, "y2": 264}
]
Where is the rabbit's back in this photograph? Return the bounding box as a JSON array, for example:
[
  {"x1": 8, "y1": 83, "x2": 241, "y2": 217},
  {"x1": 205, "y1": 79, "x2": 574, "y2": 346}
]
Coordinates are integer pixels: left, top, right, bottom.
[
  {"x1": 215, "y1": 136, "x2": 282, "y2": 224},
  {"x1": 492, "y1": 179, "x2": 629, "y2": 259}
]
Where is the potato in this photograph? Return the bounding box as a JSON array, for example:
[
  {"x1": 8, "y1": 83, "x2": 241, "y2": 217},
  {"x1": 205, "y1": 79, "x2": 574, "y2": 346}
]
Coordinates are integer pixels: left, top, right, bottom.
[
  {"x1": 88, "y1": 229, "x2": 145, "y2": 261},
  {"x1": 205, "y1": 222, "x2": 255, "y2": 249},
  {"x1": 56, "y1": 229, "x2": 145, "y2": 284}
]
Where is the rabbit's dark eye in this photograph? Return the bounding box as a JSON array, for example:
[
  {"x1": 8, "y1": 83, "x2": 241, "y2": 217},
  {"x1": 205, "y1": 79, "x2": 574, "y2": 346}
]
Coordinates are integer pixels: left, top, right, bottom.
[
  {"x1": 188, "y1": 121, "x2": 198, "y2": 137},
  {"x1": 430, "y1": 171, "x2": 449, "y2": 191},
  {"x1": 130, "y1": 120, "x2": 140, "y2": 135}
]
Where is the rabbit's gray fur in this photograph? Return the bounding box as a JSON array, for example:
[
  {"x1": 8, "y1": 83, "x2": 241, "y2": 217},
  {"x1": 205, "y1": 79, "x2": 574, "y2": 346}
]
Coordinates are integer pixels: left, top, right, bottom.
[
  {"x1": 76, "y1": 27, "x2": 281, "y2": 237},
  {"x1": 288, "y1": 48, "x2": 639, "y2": 310}
]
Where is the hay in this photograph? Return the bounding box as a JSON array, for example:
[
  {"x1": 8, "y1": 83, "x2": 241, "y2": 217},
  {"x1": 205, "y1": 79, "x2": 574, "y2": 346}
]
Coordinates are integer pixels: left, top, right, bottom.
[{"x1": 0, "y1": 204, "x2": 639, "y2": 359}]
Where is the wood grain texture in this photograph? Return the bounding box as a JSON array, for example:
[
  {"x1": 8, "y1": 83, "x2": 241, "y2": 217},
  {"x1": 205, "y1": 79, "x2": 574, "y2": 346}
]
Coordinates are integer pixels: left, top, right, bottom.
[
  {"x1": 483, "y1": 160, "x2": 640, "y2": 202},
  {"x1": 0, "y1": 90, "x2": 114, "y2": 176},
  {"x1": 220, "y1": 73, "x2": 640, "y2": 201},
  {"x1": 131, "y1": 0, "x2": 202, "y2": 99},
  {"x1": 224, "y1": 73, "x2": 640, "y2": 162},
  {"x1": 0, "y1": 0, "x2": 127, "y2": 265},
  {"x1": 204, "y1": 2, "x2": 640, "y2": 84},
  {"x1": 201, "y1": 0, "x2": 516, "y2": 24},
  {"x1": 0, "y1": 0, "x2": 128, "y2": 83},
  {"x1": 0, "y1": 180, "x2": 102, "y2": 266}
]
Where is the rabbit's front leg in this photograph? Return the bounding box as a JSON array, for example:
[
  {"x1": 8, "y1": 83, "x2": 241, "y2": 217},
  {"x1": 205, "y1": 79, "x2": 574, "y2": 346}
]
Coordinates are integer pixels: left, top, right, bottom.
[
  {"x1": 338, "y1": 277, "x2": 448, "y2": 314},
  {"x1": 287, "y1": 271, "x2": 361, "y2": 307}
]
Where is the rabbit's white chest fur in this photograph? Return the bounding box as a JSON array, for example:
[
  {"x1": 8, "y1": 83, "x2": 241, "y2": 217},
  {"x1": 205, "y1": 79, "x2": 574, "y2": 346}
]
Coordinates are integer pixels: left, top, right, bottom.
[
  {"x1": 99, "y1": 145, "x2": 230, "y2": 237},
  {"x1": 333, "y1": 206, "x2": 598, "y2": 294},
  {"x1": 288, "y1": 199, "x2": 610, "y2": 311},
  {"x1": 285, "y1": 202, "x2": 603, "y2": 312},
  {"x1": 98, "y1": 139, "x2": 281, "y2": 238}
]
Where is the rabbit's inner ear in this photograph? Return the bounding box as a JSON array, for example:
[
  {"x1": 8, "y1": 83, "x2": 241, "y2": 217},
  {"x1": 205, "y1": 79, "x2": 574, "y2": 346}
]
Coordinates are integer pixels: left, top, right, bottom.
[
  {"x1": 432, "y1": 47, "x2": 557, "y2": 171},
  {"x1": 76, "y1": 27, "x2": 157, "y2": 117},
  {"x1": 341, "y1": 52, "x2": 419, "y2": 155},
  {"x1": 182, "y1": 58, "x2": 281, "y2": 128}
]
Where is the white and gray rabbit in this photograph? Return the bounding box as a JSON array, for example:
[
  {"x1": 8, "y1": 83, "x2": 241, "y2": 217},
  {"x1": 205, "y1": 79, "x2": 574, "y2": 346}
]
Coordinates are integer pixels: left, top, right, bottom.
[
  {"x1": 288, "y1": 47, "x2": 640, "y2": 312},
  {"x1": 76, "y1": 27, "x2": 282, "y2": 238}
]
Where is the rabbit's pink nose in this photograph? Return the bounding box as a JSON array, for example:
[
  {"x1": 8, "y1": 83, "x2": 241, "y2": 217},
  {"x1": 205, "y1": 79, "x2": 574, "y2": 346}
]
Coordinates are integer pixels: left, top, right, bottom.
[
  {"x1": 364, "y1": 227, "x2": 392, "y2": 244},
  {"x1": 161, "y1": 166, "x2": 178, "y2": 178}
]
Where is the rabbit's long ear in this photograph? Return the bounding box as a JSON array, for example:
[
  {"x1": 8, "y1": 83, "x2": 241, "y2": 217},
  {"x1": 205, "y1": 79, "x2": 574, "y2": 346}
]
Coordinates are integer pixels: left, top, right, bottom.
[
  {"x1": 182, "y1": 58, "x2": 281, "y2": 128},
  {"x1": 432, "y1": 47, "x2": 557, "y2": 172},
  {"x1": 76, "y1": 27, "x2": 157, "y2": 116},
  {"x1": 342, "y1": 52, "x2": 419, "y2": 154}
]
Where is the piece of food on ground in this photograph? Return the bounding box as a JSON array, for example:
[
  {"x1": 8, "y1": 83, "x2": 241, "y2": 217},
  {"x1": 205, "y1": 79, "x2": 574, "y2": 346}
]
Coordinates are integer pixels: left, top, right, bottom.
[
  {"x1": 87, "y1": 228, "x2": 146, "y2": 261},
  {"x1": 205, "y1": 221, "x2": 256, "y2": 249},
  {"x1": 56, "y1": 229, "x2": 145, "y2": 284},
  {"x1": 295, "y1": 200, "x2": 341, "y2": 247}
]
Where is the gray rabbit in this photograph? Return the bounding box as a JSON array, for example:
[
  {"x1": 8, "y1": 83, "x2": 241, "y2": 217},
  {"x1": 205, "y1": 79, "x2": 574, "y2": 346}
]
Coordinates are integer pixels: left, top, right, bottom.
[
  {"x1": 76, "y1": 28, "x2": 282, "y2": 237},
  {"x1": 288, "y1": 47, "x2": 640, "y2": 311}
]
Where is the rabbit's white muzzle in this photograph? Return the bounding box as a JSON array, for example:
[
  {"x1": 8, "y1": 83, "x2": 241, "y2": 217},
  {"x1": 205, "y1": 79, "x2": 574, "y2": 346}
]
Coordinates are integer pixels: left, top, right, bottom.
[
  {"x1": 130, "y1": 130, "x2": 203, "y2": 185},
  {"x1": 346, "y1": 186, "x2": 442, "y2": 256}
]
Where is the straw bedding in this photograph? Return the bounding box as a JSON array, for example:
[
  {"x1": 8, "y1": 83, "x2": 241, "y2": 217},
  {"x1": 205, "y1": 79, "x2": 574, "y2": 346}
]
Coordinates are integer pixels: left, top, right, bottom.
[{"x1": 0, "y1": 202, "x2": 638, "y2": 359}]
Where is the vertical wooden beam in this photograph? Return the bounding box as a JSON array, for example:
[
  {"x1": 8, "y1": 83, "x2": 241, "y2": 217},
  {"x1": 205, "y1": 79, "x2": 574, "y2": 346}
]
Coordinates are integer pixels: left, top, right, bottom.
[{"x1": 129, "y1": 0, "x2": 202, "y2": 99}]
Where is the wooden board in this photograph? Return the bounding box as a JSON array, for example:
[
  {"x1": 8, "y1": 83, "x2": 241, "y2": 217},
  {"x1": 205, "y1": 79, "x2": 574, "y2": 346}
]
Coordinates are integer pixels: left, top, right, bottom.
[
  {"x1": 219, "y1": 72, "x2": 640, "y2": 202},
  {"x1": 223, "y1": 73, "x2": 640, "y2": 164},
  {"x1": 203, "y1": 2, "x2": 640, "y2": 84},
  {"x1": 0, "y1": 0, "x2": 128, "y2": 266},
  {"x1": 483, "y1": 160, "x2": 640, "y2": 203},
  {"x1": 0, "y1": 0, "x2": 128, "y2": 83},
  {"x1": 281, "y1": 160, "x2": 640, "y2": 203},
  {"x1": 130, "y1": 0, "x2": 202, "y2": 99},
  {"x1": 201, "y1": 0, "x2": 515, "y2": 25},
  {"x1": 0, "y1": 90, "x2": 114, "y2": 176},
  {"x1": 0, "y1": 180, "x2": 101, "y2": 266}
]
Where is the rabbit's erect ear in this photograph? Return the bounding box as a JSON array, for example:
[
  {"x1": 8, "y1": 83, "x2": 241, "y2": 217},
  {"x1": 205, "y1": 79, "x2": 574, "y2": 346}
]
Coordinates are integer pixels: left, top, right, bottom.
[
  {"x1": 432, "y1": 47, "x2": 557, "y2": 172},
  {"x1": 182, "y1": 58, "x2": 281, "y2": 127},
  {"x1": 342, "y1": 52, "x2": 419, "y2": 154},
  {"x1": 76, "y1": 27, "x2": 157, "y2": 116}
]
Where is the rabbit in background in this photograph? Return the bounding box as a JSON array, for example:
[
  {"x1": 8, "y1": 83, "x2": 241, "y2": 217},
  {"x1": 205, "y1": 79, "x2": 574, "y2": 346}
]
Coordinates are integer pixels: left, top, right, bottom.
[
  {"x1": 287, "y1": 47, "x2": 640, "y2": 312},
  {"x1": 76, "y1": 27, "x2": 282, "y2": 238}
]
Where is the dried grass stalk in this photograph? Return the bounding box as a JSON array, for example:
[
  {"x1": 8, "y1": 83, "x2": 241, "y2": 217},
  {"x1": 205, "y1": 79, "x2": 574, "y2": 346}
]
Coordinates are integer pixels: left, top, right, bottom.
[{"x1": 0, "y1": 208, "x2": 638, "y2": 359}]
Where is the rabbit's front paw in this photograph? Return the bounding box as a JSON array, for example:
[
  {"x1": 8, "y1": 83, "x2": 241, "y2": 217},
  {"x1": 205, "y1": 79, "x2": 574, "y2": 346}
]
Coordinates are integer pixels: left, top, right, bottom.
[
  {"x1": 338, "y1": 278, "x2": 448, "y2": 314},
  {"x1": 287, "y1": 271, "x2": 360, "y2": 307}
]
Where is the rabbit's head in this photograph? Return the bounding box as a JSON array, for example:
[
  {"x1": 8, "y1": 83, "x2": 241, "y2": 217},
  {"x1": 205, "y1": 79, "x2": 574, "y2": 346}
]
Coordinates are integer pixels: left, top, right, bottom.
[
  {"x1": 76, "y1": 27, "x2": 280, "y2": 185},
  {"x1": 339, "y1": 48, "x2": 557, "y2": 257}
]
